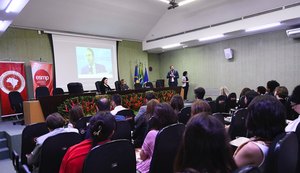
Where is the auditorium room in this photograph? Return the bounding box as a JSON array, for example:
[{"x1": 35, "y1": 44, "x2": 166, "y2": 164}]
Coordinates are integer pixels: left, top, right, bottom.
[{"x1": 0, "y1": 0, "x2": 300, "y2": 173}]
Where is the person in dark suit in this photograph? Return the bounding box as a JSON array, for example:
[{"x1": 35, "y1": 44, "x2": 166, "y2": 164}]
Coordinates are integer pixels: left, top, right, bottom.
[
  {"x1": 99, "y1": 77, "x2": 111, "y2": 94},
  {"x1": 81, "y1": 48, "x2": 106, "y2": 74},
  {"x1": 166, "y1": 65, "x2": 179, "y2": 87}
]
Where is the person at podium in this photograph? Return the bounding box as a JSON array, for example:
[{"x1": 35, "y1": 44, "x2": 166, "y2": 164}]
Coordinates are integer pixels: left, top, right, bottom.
[{"x1": 166, "y1": 65, "x2": 179, "y2": 87}]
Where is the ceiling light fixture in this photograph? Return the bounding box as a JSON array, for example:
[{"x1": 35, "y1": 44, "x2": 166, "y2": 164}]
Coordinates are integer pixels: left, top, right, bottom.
[
  {"x1": 162, "y1": 43, "x2": 182, "y2": 49},
  {"x1": 0, "y1": 20, "x2": 12, "y2": 31},
  {"x1": 0, "y1": 0, "x2": 11, "y2": 10},
  {"x1": 245, "y1": 22, "x2": 281, "y2": 32},
  {"x1": 158, "y1": 0, "x2": 169, "y2": 4},
  {"x1": 5, "y1": 0, "x2": 29, "y2": 13},
  {"x1": 178, "y1": 0, "x2": 196, "y2": 6},
  {"x1": 198, "y1": 34, "x2": 224, "y2": 41}
]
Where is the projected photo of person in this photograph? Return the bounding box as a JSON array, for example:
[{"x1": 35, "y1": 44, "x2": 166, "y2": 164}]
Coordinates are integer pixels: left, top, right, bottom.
[{"x1": 77, "y1": 47, "x2": 113, "y2": 78}]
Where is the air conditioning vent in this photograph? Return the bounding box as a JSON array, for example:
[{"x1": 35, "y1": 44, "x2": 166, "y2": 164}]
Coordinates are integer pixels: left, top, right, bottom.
[{"x1": 286, "y1": 28, "x2": 300, "y2": 38}]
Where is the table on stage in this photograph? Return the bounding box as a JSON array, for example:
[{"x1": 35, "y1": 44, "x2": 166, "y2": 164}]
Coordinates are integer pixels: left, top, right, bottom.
[{"x1": 23, "y1": 100, "x2": 45, "y2": 125}]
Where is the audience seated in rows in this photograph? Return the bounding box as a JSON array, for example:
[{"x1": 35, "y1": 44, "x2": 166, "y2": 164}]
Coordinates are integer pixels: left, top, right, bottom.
[
  {"x1": 67, "y1": 105, "x2": 84, "y2": 128},
  {"x1": 134, "y1": 91, "x2": 156, "y2": 122},
  {"x1": 170, "y1": 94, "x2": 184, "y2": 115},
  {"x1": 174, "y1": 112, "x2": 237, "y2": 173},
  {"x1": 266, "y1": 80, "x2": 280, "y2": 96},
  {"x1": 59, "y1": 112, "x2": 116, "y2": 173},
  {"x1": 285, "y1": 85, "x2": 300, "y2": 132},
  {"x1": 110, "y1": 94, "x2": 127, "y2": 121},
  {"x1": 191, "y1": 100, "x2": 211, "y2": 116},
  {"x1": 137, "y1": 103, "x2": 178, "y2": 173},
  {"x1": 256, "y1": 86, "x2": 266, "y2": 95},
  {"x1": 133, "y1": 99, "x2": 159, "y2": 148},
  {"x1": 27, "y1": 113, "x2": 78, "y2": 173},
  {"x1": 233, "y1": 95, "x2": 286, "y2": 172},
  {"x1": 194, "y1": 87, "x2": 205, "y2": 100}
]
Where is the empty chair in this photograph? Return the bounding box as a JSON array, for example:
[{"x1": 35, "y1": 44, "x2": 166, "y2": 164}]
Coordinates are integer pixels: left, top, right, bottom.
[
  {"x1": 115, "y1": 81, "x2": 121, "y2": 91},
  {"x1": 178, "y1": 107, "x2": 191, "y2": 124},
  {"x1": 264, "y1": 132, "x2": 298, "y2": 173},
  {"x1": 95, "y1": 81, "x2": 102, "y2": 93},
  {"x1": 149, "y1": 123, "x2": 185, "y2": 173},
  {"x1": 111, "y1": 120, "x2": 131, "y2": 141},
  {"x1": 67, "y1": 82, "x2": 84, "y2": 94},
  {"x1": 36, "y1": 86, "x2": 50, "y2": 99},
  {"x1": 134, "y1": 83, "x2": 142, "y2": 89},
  {"x1": 144, "y1": 82, "x2": 154, "y2": 89},
  {"x1": 53, "y1": 87, "x2": 64, "y2": 95},
  {"x1": 228, "y1": 108, "x2": 249, "y2": 140},
  {"x1": 8, "y1": 91, "x2": 24, "y2": 125},
  {"x1": 12, "y1": 150, "x2": 20, "y2": 172},
  {"x1": 39, "y1": 132, "x2": 82, "y2": 173},
  {"x1": 75, "y1": 116, "x2": 92, "y2": 140},
  {"x1": 155, "y1": 79, "x2": 165, "y2": 88},
  {"x1": 83, "y1": 139, "x2": 136, "y2": 173},
  {"x1": 20, "y1": 122, "x2": 49, "y2": 168}
]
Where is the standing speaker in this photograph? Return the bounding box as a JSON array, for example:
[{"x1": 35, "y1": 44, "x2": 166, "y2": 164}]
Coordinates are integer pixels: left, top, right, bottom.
[{"x1": 224, "y1": 48, "x2": 233, "y2": 60}]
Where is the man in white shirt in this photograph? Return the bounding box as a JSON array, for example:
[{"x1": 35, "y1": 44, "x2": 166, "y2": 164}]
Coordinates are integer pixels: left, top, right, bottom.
[
  {"x1": 26, "y1": 113, "x2": 78, "y2": 173},
  {"x1": 110, "y1": 94, "x2": 127, "y2": 115},
  {"x1": 285, "y1": 85, "x2": 300, "y2": 132}
]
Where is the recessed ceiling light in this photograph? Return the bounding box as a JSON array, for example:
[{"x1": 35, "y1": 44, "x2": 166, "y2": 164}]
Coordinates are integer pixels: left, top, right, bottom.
[
  {"x1": 162, "y1": 43, "x2": 182, "y2": 49},
  {"x1": 5, "y1": 0, "x2": 29, "y2": 13},
  {"x1": 245, "y1": 22, "x2": 281, "y2": 32},
  {"x1": 198, "y1": 34, "x2": 224, "y2": 41}
]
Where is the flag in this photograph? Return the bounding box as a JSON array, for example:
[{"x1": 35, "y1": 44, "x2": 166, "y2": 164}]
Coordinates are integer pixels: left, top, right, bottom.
[
  {"x1": 30, "y1": 61, "x2": 53, "y2": 97},
  {"x1": 134, "y1": 65, "x2": 138, "y2": 83},
  {"x1": 138, "y1": 63, "x2": 144, "y2": 84},
  {"x1": 144, "y1": 67, "x2": 149, "y2": 83},
  {"x1": 0, "y1": 61, "x2": 28, "y2": 116}
]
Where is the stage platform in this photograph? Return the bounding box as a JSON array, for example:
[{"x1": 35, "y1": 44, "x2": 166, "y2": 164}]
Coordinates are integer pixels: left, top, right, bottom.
[{"x1": 0, "y1": 119, "x2": 24, "y2": 158}]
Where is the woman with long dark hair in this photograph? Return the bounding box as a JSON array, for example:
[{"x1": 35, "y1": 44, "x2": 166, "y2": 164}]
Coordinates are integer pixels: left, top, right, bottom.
[{"x1": 175, "y1": 113, "x2": 236, "y2": 173}]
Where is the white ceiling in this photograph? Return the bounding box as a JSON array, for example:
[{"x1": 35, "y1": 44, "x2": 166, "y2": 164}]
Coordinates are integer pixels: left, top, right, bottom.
[{"x1": 9, "y1": 0, "x2": 300, "y2": 52}]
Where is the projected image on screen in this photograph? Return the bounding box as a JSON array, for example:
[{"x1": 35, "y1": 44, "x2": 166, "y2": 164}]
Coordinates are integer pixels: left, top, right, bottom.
[{"x1": 76, "y1": 47, "x2": 113, "y2": 79}]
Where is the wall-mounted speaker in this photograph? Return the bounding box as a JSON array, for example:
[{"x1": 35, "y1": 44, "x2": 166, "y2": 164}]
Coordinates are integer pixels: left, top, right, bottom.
[{"x1": 224, "y1": 48, "x2": 233, "y2": 60}]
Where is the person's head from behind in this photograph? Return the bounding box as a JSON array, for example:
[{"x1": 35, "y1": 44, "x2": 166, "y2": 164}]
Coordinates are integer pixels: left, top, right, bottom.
[
  {"x1": 152, "y1": 103, "x2": 178, "y2": 130},
  {"x1": 247, "y1": 95, "x2": 286, "y2": 141},
  {"x1": 96, "y1": 97, "x2": 110, "y2": 112},
  {"x1": 85, "y1": 48, "x2": 95, "y2": 66},
  {"x1": 89, "y1": 112, "x2": 116, "y2": 147},
  {"x1": 183, "y1": 71, "x2": 188, "y2": 77},
  {"x1": 170, "y1": 95, "x2": 184, "y2": 113},
  {"x1": 239, "y1": 87, "x2": 251, "y2": 98},
  {"x1": 69, "y1": 105, "x2": 84, "y2": 126},
  {"x1": 46, "y1": 113, "x2": 66, "y2": 131},
  {"x1": 175, "y1": 113, "x2": 236, "y2": 173},
  {"x1": 111, "y1": 94, "x2": 122, "y2": 107},
  {"x1": 274, "y1": 86, "x2": 288, "y2": 100},
  {"x1": 266, "y1": 80, "x2": 280, "y2": 95},
  {"x1": 194, "y1": 87, "x2": 205, "y2": 100},
  {"x1": 101, "y1": 77, "x2": 108, "y2": 85},
  {"x1": 244, "y1": 90, "x2": 259, "y2": 107},
  {"x1": 257, "y1": 86, "x2": 266, "y2": 95},
  {"x1": 145, "y1": 91, "x2": 156, "y2": 103},
  {"x1": 191, "y1": 100, "x2": 211, "y2": 115},
  {"x1": 146, "y1": 99, "x2": 159, "y2": 121},
  {"x1": 290, "y1": 85, "x2": 300, "y2": 114}
]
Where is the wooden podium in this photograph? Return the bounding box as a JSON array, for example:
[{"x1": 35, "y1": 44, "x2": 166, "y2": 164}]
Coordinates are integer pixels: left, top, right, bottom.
[{"x1": 23, "y1": 100, "x2": 45, "y2": 125}]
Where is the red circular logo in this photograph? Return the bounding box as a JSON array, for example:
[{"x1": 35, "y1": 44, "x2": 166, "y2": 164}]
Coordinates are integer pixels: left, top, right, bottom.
[
  {"x1": 0, "y1": 71, "x2": 26, "y2": 94},
  {"x1": 34, "y1": 70, "x2": 50, "y2": 86}
]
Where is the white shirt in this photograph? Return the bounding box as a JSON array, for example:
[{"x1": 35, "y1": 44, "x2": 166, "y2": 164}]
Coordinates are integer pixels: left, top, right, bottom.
[
  {"x1": 36, "y1": 127, "x2": 78, "y2": 145},
  {"x1": 110, "y1": 105, "x2": 127, "y2": 115},
  {"x1": 182, "y1": 76, "x2": 187, "y2": 87},
  {"x1": 285, "y1": 115, "x2": 300, "y2": 132}
]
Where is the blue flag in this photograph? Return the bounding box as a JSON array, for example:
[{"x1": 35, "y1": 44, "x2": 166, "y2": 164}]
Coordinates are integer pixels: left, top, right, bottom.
[
  {"x1": 144, "y1": 67, "x2": 149, "y2": 83},
  {"x1": 134, "y1": 65, "x2": 138, "y2": 83}
]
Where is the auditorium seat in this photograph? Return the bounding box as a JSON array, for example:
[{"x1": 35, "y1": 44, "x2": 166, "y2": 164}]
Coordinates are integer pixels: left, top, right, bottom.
[
  {"x1": 115, "y1": 81, "x2": 121, "y2": 91},
  {"x1": 134, "y1": 83, "x2": 142, "y2": 89},
  {"x1": 144, "y1": 82, "x2": 154, "y2": 89},
  {"x1": 53, "y1": 87, "x2": 64, "y2": 95},
  {"x1": 83, "y1": 139, "x2": 136, "y2": 173},
  {"x1": 67, "y1": 82, "x2": 84, "y2": 94},
  {"x1": 155, "y1": 79, "x2": 164, "y2": 88},
  {"x1": 8, "y1": 91, "x2": 24, "y2": 125},
  {"x1": 36, "y1": 86, "x2": 50, "y2": 99}
]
